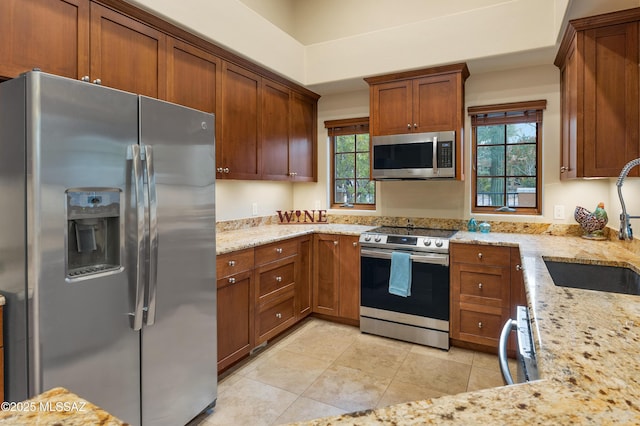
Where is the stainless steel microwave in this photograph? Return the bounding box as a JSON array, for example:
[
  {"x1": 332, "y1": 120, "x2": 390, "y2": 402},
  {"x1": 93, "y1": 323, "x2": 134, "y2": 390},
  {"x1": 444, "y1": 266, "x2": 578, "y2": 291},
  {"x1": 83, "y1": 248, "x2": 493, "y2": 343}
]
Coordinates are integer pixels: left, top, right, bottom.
[{"x1": 372, "y1": 131, "x2": 455, "y2": 180}]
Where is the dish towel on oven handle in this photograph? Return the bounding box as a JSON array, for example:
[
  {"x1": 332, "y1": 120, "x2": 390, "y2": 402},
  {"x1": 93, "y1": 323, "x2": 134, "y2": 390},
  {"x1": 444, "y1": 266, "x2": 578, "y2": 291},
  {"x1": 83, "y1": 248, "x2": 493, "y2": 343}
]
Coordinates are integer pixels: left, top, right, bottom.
[{"x1": 389, "y1": 251, "x2": 412, "y2": 297}]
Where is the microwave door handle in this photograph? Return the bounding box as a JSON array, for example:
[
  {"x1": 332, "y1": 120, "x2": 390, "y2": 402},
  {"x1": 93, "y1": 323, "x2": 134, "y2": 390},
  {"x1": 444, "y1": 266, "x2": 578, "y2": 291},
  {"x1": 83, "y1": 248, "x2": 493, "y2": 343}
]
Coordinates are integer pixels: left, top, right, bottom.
[{"x1": 432, "y1": 136, "x2": 438, "y2": 176}]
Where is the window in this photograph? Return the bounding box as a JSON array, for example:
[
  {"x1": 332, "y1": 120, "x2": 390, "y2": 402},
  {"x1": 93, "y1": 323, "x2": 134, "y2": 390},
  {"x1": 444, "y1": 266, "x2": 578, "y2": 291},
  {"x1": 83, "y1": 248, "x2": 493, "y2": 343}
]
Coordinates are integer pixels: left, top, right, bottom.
[
  {"x1": 324, "y1": 117, "x2": 375, "y2": 209},
  {"x1": 468, "y1": 100, "x2": 546, "y2": 214}
]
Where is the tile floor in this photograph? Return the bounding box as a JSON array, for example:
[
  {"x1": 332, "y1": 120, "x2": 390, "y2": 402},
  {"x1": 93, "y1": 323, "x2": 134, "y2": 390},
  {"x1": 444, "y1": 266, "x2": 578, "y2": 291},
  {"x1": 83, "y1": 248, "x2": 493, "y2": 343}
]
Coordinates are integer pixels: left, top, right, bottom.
[{"x1": 192, "y1": 318, "x2": 514, "y2": 426}]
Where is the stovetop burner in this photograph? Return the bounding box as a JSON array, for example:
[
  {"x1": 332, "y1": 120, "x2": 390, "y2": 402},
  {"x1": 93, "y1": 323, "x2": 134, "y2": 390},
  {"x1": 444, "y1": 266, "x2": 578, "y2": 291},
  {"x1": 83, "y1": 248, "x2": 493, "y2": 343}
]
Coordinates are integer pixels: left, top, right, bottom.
[
  {"x1": 369, "y1": 226, "x2": 457, "y2": 239},
  {"x1": 359, "y1": 226, "x2": 457, "y2": 253}
]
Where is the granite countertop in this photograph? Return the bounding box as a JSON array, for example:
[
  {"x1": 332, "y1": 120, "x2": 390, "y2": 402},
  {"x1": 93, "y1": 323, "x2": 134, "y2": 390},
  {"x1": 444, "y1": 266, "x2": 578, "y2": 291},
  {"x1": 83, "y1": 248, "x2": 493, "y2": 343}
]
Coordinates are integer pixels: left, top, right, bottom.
[
  {"x1": 0, "y1": 387, "x2": 127, "y2": 425},
  {"x1": 286, "y1": 231, "x2": 640, "y2": 425},
  {"x1": 216, "y1": 224, "x2": 375, "y2": 254}
]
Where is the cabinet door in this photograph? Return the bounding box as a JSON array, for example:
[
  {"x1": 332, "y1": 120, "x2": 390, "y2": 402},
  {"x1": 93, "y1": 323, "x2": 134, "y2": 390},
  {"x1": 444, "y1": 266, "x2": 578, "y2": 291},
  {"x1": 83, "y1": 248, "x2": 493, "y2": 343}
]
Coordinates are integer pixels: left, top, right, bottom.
[
  {"x1": 297, "y1": 237, "x2": 312, "y2": 318},
  {"x1": 560, "y1": 37, "x2": 579, "y2": 180},
  {"x1": 0, "y1": 0, "x2": 89, "y2": 80},
  {"x1": 219, "y1": 62, "x2": 261, "y2": 179},
  {"x1": 313, "y1": 234, "x2": 340, "y2": 315},
  {"x1": 583, "y1": 22, "x2": 639, "y2": 177},
  {"x1": 509, "y1": 247, "x2": 526, "y2": 354},
  {"x1": 370, "y1": 80, "x2": 413, "y2": 136},
  {"x1": 338, "y1": 236, "x2": 360, "y2": 321},
  {"x1": 261, "y1": 79, "x2": 290, "y2": 180},
  {"x1": 289, "y1": 93, "x2": 317, "y2": 181},
  {"x1": 217, "y1": 270, "x2": 254, "y2": 372},
  {"x1": 413, "y1": 74, "x2": 457, "y2": 132},
  {"x1": 90, "y1": 2, "x2": 166, "y2": 98},
  {"x1": 166, "y1": 37, "x2": 219, "y2": 113}
]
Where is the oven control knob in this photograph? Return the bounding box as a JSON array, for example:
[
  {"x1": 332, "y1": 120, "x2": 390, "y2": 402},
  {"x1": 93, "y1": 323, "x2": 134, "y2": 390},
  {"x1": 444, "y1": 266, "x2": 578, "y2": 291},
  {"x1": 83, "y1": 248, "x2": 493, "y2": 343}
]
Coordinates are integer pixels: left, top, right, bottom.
[
  {"x1": 435, "y1": 239, "x2": 443, "y2": 247},
  {"x1": 364, "y1": 234, "x2": 372, "y2": 242},
  {"x1": 424, "y1": 239, "x2": 432, "y2": 246},
  {"x1": 374, "y1": 235, "x2": 382, "y2": 242}
]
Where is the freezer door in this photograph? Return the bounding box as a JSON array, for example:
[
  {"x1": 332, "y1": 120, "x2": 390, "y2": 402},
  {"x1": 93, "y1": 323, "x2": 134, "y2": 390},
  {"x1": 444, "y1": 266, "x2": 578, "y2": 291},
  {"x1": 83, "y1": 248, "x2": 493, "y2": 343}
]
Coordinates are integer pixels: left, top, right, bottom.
[
  {"x1": 139, "y1": 96, "x2": 217, "y2": 426},
  {"x1": 25, "y1": 72, "x2": 142, "y2": 424}
]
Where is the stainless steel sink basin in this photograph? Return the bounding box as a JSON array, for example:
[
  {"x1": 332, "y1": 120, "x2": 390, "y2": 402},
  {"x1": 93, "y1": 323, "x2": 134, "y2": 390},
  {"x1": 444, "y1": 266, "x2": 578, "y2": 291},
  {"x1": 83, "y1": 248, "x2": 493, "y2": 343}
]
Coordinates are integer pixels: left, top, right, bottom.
[{"x1": 544, "y1": 260, "x2": 640, "y2": 296}]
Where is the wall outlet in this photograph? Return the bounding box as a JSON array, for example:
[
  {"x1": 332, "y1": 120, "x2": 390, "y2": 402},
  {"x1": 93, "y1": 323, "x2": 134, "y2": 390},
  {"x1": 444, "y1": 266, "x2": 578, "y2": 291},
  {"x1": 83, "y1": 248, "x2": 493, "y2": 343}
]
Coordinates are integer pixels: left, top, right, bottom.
[
  {"x1": 314, "y1": 199, "x2": 321, "y2": 209},
  {"x1": 553, "y1": 205, "x2": 565, "y2": 220},
  {"x1": 252, "y1": 202, "x2": 258, "y2": 216}
]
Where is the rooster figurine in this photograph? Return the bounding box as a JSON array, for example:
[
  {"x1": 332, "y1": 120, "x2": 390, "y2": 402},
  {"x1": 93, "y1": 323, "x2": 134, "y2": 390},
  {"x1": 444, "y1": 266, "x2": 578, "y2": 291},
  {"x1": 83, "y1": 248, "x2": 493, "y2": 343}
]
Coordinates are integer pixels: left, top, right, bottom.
[{"x1": 574, "y1": 202, "x2": 608, "y2": 240}]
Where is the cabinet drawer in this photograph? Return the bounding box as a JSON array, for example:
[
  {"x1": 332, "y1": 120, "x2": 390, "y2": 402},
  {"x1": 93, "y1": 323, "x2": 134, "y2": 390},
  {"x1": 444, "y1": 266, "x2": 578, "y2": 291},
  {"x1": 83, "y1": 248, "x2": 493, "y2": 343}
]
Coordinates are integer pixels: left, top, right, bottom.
[
  {"x1": 256, "y1": 261, "x2": 295, "y2": 302},
  {"x1": 257, "y1": 293, "x2": 295, "y2": 338},
  {"x1": 217, "y1": 248, "x2": 254, "y2": 278},
  {"x1": 451, "y1": 243, "x2": 510, "y2": 267},
  {"x1": 458, "y1": 266, "x2": 509, "y2": 309},
  {"x1": 459, "y1": 309, "x2": 503, "y2": 341},
  {"x1": 255, "y1": 239, "x2": 298, "y2": 265}
]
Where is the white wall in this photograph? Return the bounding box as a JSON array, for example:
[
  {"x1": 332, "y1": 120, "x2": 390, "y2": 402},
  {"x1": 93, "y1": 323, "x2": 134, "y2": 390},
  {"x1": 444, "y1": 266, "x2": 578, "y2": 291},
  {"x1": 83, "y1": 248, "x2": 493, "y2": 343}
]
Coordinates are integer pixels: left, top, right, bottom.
[
  {"x1": 293, "y1": 64, "x2": 614, "y2": 225},
  {"x1": 216, "y1": 180, "x2": 293, "y2": 221}
]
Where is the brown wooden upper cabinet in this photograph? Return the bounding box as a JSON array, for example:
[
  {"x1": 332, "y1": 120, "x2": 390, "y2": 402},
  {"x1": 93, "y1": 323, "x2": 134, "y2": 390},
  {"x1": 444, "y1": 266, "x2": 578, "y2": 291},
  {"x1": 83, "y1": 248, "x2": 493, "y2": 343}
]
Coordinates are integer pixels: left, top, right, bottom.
[
  {"x1": 555, "y1": 8, "x2": 640, "y2": 179},
  {"x1": 2, "y1": 0, "x2": 318, "y2": 183},
  {"x1": 166, "y1": 38, "x2": 219, "y2": 114},
  {"x1": 0, "y1": 0, "x2": 90, "y2": 80},
  {"x1": 218, "y1": 62, "x2": 319, "y2": 181},
  {"x1": 365, "y1": 63, "x2": 469, "y2": 180}
]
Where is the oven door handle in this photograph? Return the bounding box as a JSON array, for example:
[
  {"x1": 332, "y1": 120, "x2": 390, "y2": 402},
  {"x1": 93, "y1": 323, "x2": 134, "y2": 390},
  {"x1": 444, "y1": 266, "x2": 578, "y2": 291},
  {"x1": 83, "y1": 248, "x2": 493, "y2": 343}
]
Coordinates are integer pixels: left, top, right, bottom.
[{"x1": 360, "y1": 249, "x2": 449, "y2": 266}]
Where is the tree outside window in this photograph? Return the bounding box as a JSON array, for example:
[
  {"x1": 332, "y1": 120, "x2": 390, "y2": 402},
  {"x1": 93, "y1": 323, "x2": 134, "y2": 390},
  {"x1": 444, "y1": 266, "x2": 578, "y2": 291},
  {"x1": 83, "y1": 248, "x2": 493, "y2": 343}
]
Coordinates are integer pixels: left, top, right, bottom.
[
  {"x1": 325, "y1": 118, "x2": 375, "y2": 209},
  {"x1": 469, "y1": 100, "x2": 546, "y2": 214}
]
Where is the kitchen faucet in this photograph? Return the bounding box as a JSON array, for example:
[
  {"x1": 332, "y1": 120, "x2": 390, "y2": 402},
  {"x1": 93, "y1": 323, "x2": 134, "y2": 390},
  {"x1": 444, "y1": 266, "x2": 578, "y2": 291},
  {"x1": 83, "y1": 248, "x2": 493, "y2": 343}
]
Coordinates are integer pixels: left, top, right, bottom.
[{"x1": 616, "y1": 158, "x2": 640, "y2": 240}]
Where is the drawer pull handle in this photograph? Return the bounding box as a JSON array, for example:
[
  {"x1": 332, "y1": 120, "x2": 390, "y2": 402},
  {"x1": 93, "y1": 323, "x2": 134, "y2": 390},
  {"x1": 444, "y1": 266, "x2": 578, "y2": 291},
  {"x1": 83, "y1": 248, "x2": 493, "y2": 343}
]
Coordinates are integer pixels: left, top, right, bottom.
[
  {"x1": 352, "y1": 241, "x2": 358, "y2": 247},
  {"x1": 228, "y1": 260, "x2": 236, "y2": 267},
  {"x1": 275, "y1": 276, "x2": 282, "y2": 282},
  {"x1": 334, "y1": 241, "x2": 339, "y2": 246},
  {"x1": 276, "y1": 313, "x2": 282, "y2": 319},
  {"x1": 478, "y1": 283, "x2": 483, "y2": 290},
  {"x1": 228, "y1": 277, "x2": 236, "y2": 284},
  {"x1": 477, "y1": 252, "x2": 483, "y2": 259},
  {"x1": 276, "y1": 248, "x2": 283, "y2": 254},
  {"x1": 478, "y1": 322, "x2": 483, "y2": 329}
]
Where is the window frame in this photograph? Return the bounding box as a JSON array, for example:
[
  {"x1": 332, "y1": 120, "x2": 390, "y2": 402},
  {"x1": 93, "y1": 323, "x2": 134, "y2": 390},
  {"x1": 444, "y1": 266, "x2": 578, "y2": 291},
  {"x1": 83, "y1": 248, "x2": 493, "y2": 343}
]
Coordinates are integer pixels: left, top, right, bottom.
[
  {"x1": 324, "y1": 117, "x2": 375, "y2": 210},
  {"x1": 468, "y1": 100, "x2": 546, "y2": 215}
]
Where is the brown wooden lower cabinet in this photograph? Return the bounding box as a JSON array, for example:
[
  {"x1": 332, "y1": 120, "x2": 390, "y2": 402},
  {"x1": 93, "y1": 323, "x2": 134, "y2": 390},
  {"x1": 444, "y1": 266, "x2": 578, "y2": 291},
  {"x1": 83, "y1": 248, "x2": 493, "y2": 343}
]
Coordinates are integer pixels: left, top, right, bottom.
[
  {"x1": 216, "y1": 249, "x2": 254, "y2": 372},
  {"x1": 450, "y1": 243, "x2": 512, "y2": 353},
  {"x1": 312, "y1": 234, "x2": 360, "y2": 323}
]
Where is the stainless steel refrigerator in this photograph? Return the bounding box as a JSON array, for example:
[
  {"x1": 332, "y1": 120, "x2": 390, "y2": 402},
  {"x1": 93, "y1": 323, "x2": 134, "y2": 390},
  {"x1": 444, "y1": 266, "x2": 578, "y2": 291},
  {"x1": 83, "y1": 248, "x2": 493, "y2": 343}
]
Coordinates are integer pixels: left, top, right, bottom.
[{"x1": 0, "y1": 71, "x2": 217, "y2": 425}]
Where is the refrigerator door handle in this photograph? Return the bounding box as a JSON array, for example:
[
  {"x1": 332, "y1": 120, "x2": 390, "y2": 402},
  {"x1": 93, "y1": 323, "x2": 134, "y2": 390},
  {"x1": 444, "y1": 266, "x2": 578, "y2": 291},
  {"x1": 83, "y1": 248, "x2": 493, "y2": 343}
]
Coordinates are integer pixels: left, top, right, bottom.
[
  {"x1": 129, "y1": 144, "x2": 146, "y2": 331},
  {"x1": 144, "y1": 145, "x2": 159, "y2": 326}
]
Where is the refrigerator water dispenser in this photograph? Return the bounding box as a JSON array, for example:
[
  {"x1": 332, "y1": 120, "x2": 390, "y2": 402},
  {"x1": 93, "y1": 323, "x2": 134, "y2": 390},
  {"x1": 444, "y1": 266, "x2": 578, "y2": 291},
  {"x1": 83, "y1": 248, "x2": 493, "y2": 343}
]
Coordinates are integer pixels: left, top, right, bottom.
[{"x1": 66, "y1": 189, "x2": 121, "y2": 278}]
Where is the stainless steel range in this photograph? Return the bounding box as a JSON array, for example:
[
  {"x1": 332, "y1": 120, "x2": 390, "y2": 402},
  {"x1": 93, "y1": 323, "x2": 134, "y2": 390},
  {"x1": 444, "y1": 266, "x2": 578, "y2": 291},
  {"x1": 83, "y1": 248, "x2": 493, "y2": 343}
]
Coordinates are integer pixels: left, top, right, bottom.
[{"x1": 359, "y1": 226, "x2": 456, "y2": 350}]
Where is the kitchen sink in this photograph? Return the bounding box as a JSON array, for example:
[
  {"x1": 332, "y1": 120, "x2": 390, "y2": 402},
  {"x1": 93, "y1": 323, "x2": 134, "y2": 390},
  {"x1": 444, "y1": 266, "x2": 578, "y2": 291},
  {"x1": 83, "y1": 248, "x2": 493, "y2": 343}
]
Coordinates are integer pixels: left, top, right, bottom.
[{"x1": 544, "y1": 260, "x2": 640, "y2": 296}]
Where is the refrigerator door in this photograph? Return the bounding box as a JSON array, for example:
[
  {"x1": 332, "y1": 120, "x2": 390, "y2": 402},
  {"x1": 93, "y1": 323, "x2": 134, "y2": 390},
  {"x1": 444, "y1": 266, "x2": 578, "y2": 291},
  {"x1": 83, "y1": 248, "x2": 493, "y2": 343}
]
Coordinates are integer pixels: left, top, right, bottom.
[
  {"x1": 25, "y1": 72, "x2": 142, "y2": 424},
  {"x1": 139, "y1": 96, "x2": 217, "y2": 426}
]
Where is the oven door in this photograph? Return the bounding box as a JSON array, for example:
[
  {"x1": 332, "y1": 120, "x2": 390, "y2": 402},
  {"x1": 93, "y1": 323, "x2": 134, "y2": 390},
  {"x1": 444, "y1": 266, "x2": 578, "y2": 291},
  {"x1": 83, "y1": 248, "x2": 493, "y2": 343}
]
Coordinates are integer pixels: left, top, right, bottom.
[{"x1": 360, "y1": 248, "x2": 449, "y2": 321}]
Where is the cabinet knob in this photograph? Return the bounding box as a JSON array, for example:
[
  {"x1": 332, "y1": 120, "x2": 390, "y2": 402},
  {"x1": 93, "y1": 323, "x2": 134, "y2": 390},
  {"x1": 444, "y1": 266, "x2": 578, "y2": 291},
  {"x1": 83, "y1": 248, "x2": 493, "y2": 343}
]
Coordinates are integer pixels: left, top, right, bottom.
[
  {"x1": 478, "y1": 322, "x2": 483, "y2": 329},
  {"x1": 223, "y1": 168, "x2": 230, "y2": 174},
  {"x1": 413, "y1": 123, "x2": 418, "y2": 128},
  {"x1": 92, "y1": 78, "x2": 102, "y2": 85},
  {"x1": 275, "y1": 276, "x2": 282, "y2": 282},
  {"x1": 288, "y1": 172, "x2": 298, "y2": 177},
  {"x1": 516, "y1": 264, "x2": 523, "y2": 271},
  {"x1": 560, "y1": 166, "x2": 568, "y2": 172},
  {"x1": 478, "y1": 283, "x2": 483, "y2": 290},
  {"x1": 352, "y1": 241, "x2": 358, "y2": 247},
  {"x1": 228, "y1": 260, "x2": 236, "y2": 267},
  {"x1": 477, "y1": 252, "x2": 483, "y2": 259},
  {"x1": 407, "y1": 124, "x2": 411, "y2": 129},
  {"x1": 276, "y1": 248, "x2": 283, "y2": 254},
  {"x1": 228, "y1": 277, "x2": 236, "y2": 284},
  {"x1": 334, "y1": 241, "x2": 339, "y2": 246},
  {"x1": 217, "y1": 167, "x2": 223, "y2": 173},
  {"x1": 81, "y1": 75, "x2": 90, "y2": 82},
  {"x1": 275, "y1": 312, "x2": 282, "y2": 319}
]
